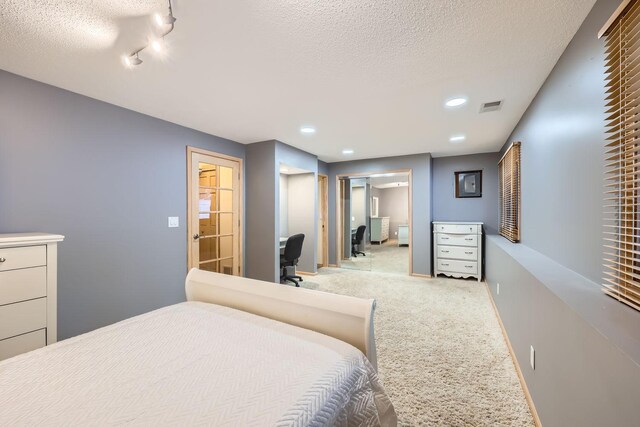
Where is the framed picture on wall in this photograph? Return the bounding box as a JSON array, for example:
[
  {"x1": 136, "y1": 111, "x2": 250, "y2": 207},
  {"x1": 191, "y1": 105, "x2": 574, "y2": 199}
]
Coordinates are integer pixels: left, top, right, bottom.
[{"x1": 455, "y1": 170, "x2": 482, "y2": 198}]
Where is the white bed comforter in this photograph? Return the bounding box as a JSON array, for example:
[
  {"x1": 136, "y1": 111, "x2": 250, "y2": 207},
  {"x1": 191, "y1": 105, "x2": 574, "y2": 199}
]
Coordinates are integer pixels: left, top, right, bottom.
[{"x1": 0, "y1": 302, "x2": 396, "y2": 426}]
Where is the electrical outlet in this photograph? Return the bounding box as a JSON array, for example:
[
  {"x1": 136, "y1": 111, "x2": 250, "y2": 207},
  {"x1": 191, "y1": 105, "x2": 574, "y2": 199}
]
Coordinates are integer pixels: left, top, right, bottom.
[
  {"x1": 168, "y1": 216, "x2": 179, "y2": 228},
  {"x1": 530, "y1": 346, "x2": 535, "y2": 370},
  {"x1": 497, "y1": 283, "x2": 500, "y2": 295}
]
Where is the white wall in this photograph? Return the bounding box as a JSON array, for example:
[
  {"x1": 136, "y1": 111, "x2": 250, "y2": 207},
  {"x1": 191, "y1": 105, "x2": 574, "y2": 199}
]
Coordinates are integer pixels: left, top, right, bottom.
[
  {"x1": 351, "y1": 186, "x2": 366, "y2": 228},
  {"x1": 286, "y1": 173, "x2": 316, "y2": 272},
  {"x1": 279, "y1": 174, "x2": 288, "y2": 237},
  {"x1": 378, "y1": 186, "x2": 409, "y2": 238}
]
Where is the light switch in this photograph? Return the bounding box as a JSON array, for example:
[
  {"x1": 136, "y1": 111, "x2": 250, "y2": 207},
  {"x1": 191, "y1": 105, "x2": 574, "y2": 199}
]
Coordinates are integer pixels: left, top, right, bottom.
[{"x1": 168, "y1": 216, "x2": 179, "y2": 228}]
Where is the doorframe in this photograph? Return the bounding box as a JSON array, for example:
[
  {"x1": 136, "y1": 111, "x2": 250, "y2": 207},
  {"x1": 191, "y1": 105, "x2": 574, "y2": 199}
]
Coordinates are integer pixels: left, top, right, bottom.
[
  {"x1": 186, "y1": 146, "x2": 244, "y2": 275},
  {"x1": 318, "y1": 174, "x2": 329, "y2": 268},
  {"x1": 335, "y1": 168, "x2": 413, "y2": 275}
]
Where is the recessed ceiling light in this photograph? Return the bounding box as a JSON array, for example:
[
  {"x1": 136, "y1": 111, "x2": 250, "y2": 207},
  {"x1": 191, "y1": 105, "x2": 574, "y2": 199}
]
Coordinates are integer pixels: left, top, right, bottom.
[
  {"x1": 300, "y1": 126, "x2": 316, "y2": 134},
  {"x1": 342, "y1": 149, "x2": 354, "y2": 155},
  {"x1": 449, "y1": 135, "x2": 466, "y2": 143},
  {"x1": 445, "y1": 97, "x2": 468, "y2": 108}
]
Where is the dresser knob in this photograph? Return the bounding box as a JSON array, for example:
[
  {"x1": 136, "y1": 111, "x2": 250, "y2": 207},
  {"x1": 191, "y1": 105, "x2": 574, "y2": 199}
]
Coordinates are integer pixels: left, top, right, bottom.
[{"x1": 0, "y1": 258, "x2": 5, "y2": 263}]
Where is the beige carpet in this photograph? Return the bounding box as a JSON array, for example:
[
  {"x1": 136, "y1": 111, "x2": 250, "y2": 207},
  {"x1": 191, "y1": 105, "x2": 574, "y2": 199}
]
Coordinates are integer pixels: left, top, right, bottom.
[
  {"x1": 301, "y1": 268, "x2": 534, "y2": 426},
  {"x1": 341, "y1": 240, "x2": 410, "y2": 275}
]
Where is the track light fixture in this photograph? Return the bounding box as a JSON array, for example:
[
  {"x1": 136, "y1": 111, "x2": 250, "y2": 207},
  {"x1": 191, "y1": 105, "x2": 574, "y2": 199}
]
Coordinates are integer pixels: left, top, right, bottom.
[
  {"x1": 125, "y1": 53, "x2": 143, "y2": 67},
  {"x1": 123, "y1": 0, "x2": 176, "y2": 68}
]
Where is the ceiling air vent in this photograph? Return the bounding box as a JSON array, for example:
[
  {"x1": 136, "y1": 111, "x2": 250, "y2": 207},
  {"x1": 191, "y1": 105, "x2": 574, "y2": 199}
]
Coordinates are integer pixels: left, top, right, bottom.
[{"x1": 480, "y1": 100, "x2": 503, "y2": 113}]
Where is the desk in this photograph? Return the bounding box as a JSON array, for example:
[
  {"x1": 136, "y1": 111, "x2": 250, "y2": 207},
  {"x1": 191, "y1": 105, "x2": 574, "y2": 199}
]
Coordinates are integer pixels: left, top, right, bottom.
[{"x1": 279, "y1": 237, "x2": 288, "y2": 250}]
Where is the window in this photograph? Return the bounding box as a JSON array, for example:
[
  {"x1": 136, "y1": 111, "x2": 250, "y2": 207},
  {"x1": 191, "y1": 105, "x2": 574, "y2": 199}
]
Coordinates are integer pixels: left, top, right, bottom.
[
  {"x1": 601, "y1": 0, "x2": 640, "y2": 311},
  {"x1": 498, "y1": 142, "x2": 521, "y2": 243}
]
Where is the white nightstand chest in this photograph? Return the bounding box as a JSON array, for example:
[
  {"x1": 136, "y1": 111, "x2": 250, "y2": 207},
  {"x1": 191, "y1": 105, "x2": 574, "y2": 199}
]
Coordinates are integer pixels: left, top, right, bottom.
[
  {"x1": 433, "y1": 222, "x2": 482, "y2": 282},
  {"x1": 0, "y1": 233, "x2": 64, "y2": 360}
]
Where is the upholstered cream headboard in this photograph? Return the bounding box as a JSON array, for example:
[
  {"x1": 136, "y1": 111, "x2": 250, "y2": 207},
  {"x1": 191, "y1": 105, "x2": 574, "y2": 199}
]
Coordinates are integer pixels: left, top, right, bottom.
[{"x1": 185, "y1": 268, "x2": 378, "y2": 370}]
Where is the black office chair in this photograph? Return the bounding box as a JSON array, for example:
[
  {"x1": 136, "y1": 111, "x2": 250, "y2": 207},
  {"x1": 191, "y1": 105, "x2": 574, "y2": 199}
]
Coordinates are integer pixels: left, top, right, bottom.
[
  {"x1": 352, "y1": 225, "x2": 366, "y2": 257},
  {"x1": 280, "y1": 233, "x2": 305, "y2": 287}
]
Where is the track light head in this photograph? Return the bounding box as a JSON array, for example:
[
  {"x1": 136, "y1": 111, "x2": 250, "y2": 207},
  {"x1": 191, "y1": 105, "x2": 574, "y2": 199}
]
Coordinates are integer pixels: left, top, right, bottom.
[
  {"x1": 125, "y1": 54, "x2": 142, "y2": 67},
  {"x1": 155, "y1": 12, "x2": 176, "y2": 26}
]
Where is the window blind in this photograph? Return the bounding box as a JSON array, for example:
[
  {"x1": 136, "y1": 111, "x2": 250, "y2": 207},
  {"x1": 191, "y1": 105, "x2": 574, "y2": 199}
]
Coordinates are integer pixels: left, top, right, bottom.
[
  {"x1": 498, "y1": 142, "x2": 521, "y2": 243},
  {"x1": 602, "y1": 0, "x2": 640, "y2": 311}
]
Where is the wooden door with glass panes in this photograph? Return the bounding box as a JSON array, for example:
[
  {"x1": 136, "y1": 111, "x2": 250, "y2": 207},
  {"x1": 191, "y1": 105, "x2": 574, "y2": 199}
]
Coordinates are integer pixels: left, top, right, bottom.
[{"x1": 188, "y1": 149, "x2": 241, "y2": 275}]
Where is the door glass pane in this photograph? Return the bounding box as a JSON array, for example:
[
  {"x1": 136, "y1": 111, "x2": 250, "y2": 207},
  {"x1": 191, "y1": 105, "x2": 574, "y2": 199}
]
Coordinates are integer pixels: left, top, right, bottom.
[
  {"x1": 219, "y1": 213, "x2": 233, "y2": 235},
  {"x1": 220, "y1": 258, "x2": 233, "y2": 275},
  {"x1": 219, "y1": 235, "x2": 233, "y2": 259},
  {"x1": 199, "y1": 188, "x2": 217, "y2": 213},
  {"x1": 199, "y1": 236, "x2": 218, "y2": 262},
  {"x1": 199, "y1": 163, "x2": 217, "y2": 187},
  {"x1": 219, "y1": 166, "x2": 233, "y2": 189},
  {"x1": 220, "y1": 190, "x2": 233, "y2": 212},
  {"x1": 199, "y1": 211, "x2": 215, "y2": 237},
  {"x1": 200, "y1": 260, "x2": 219, "y2": 273}
]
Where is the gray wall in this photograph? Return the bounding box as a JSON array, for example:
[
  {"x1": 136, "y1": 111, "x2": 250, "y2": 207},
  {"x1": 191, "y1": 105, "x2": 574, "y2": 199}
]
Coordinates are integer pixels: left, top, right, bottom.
[
  {"x1": 500, "y1": 2, "x2": 609, "y2": 283},
  {"x1": 245, "y1": 140, "x2": 277, "y2": 282},
  {"x1": 377, "y1": 186, "x2": 409, "y2": 238},
  {"x1": 246, "y1": 140, "x2": 318, "y2": 282},
  {"x1": 0, "y1": 69, "x2": 246, "y2": 340},
  {"x1": 318, "y1": 160, "x2": 329, "y2": 176},
  {"x1": 327, "y1": 154, "x2": 432, "y2": 275},
  {"x1": 485, "y1": 0, "x2": 640, "y2": 424},
  {"x1": 432, "y1": 153, "x2": 500, "y2": 233},
  {"x1": 486, "y1": 236, "x2": 640, "y2": 427}
]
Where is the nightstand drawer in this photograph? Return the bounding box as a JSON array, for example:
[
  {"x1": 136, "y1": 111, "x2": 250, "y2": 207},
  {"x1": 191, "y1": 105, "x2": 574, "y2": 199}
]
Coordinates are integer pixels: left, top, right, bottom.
[
  {"x1": 435, "y1": 223, "x2": 479, "y2": 234},
  {"x1": 437, "y1": 246, "x2": 477, "y2": 260},
  {"x1": 436, "y1": 233, "x2": 477, "y2": 247},
  {"x1": 0, "y1": 329, "x2": 46, "y2": 361},
  {"x1": 0, "y1": 245, "x2": 46, "y2": 272},
  {"x1": 0, "y1": 267, "x2": 47, "y2": 305},
  {"x1": 437, "y1": 259, "x2": 478, "y2": 274},
  {"x1": 0, "y1": 298, "x2": 47, "y2": 340}
]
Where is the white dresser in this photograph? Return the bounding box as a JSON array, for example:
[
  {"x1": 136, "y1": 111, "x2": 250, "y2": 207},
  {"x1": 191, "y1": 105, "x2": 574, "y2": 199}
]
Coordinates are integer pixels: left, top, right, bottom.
[
  {"x1": 0, "y1": 233, "x2": 64, "y2": 360},
  {"x1": 371, "y1": 217, "x2": 390, "y2": 244},
  {"x1": 397, "y1": 225, "x2": 409, "y2": 246},
  {"x1": 433, "y1": 222, "x2": 482, "y2": 282}
]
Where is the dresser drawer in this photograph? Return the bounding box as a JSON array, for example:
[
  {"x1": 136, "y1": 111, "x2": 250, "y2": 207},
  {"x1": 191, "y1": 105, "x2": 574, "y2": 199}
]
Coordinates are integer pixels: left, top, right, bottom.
[
  {"x1": 437, "y1": 245, "x2": 477, "y2": 261},
  {"x1": 0, "y1": 329, "x2": 46, "y2": 361},
  {"x1": 437, "y1": 259, "x2": 478, "y2": 274},
  {"x1": 0, "y1": 266, "x2": 47, "y2": 305},
  {"x1": 0, "y1": 297, "x2": 47, "y2": 340},
  {"x1": 434, "y1": 223, "x2": 479, "y2": 234},
  {"x1": 436, "y1": 233, "x2": 477, "y2": 247},
  {"x1": 0, "y1": 245, "x2": 46, "y2": 272}
]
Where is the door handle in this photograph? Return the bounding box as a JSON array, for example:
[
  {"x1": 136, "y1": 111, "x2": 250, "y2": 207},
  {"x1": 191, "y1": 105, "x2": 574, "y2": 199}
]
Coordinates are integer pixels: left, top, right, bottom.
[
  {"x1": 193, "y1": 234, "x2": 201, "y2": 240},
  {"x1": 0, "y1": 257, "x2": 5, "y2": 263}
]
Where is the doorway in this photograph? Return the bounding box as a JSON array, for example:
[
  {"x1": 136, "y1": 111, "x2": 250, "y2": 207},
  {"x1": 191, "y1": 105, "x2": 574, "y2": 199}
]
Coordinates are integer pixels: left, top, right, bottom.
[
  {"x1": 337, "y1": 170, "x2": 412, "y2": 275},
  {"x1": 187, "y1": 147, "x2": 243, "y2": 275}
]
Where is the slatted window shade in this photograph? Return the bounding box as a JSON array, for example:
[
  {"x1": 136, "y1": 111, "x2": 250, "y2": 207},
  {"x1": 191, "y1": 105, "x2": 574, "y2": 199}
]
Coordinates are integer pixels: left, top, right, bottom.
[
  {"x1": 601, "y1": 0, "x2": 640, "y2": 311},
  {"x1": 498, "y1": 142, "x2": 521, "y2": 243}
]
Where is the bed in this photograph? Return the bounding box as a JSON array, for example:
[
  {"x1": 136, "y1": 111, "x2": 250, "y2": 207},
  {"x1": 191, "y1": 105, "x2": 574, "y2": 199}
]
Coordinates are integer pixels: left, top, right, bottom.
[{"x1": 0, "y1": 269, "x2": 397, "y2": 426}]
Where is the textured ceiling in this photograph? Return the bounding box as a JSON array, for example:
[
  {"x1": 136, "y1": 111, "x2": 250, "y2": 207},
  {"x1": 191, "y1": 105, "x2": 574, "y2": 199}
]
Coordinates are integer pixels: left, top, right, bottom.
[{"x1": 0, "y1": 0, "x2": 596, "y2": 161}]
